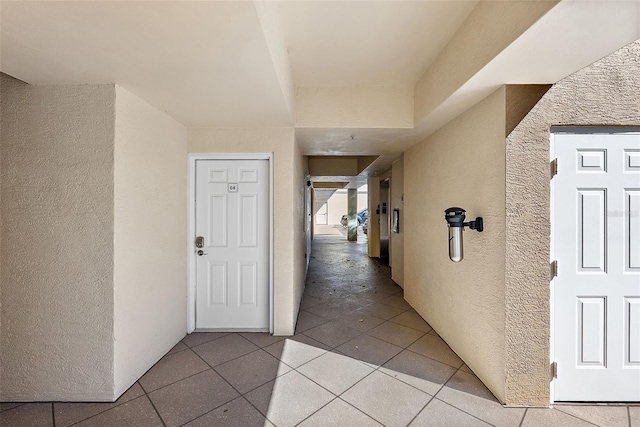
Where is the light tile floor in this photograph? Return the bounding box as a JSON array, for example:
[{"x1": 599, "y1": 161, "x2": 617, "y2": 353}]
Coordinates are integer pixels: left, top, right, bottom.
[{"x1": 1, "y1": 233, "x2": 638, "y2": 426}]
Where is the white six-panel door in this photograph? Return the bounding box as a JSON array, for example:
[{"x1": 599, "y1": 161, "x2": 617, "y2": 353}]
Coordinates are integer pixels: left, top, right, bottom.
[
  {"x1": 552, "y1": 131, "x2": 640, "y2": 401},
  {"x1": 195, "y1": 159, "x2": 269, "y2": 330}
]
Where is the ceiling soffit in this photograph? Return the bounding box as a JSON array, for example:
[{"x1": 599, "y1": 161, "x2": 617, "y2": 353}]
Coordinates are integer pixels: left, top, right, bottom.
[
  {"x1": 0, "y1": 1, "x2": 292, "y2": 127},
  {"x1": 308, "y1": 156, "x2": 377, "y2": 177},
  {"x1": 2, "y1": 0, "x2": 639, "y2": 170}
]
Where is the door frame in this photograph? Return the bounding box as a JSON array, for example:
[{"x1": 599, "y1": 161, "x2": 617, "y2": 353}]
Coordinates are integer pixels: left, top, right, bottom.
[
  {"x1": 187, "y1": 153, "x2": 274, "y2": 334},
  {"x1": 549, "y1": 127, "x2": 640, "y2": 403},
  {"x1": 549, "y1": 130, "x2": 558, "y2": 403}
]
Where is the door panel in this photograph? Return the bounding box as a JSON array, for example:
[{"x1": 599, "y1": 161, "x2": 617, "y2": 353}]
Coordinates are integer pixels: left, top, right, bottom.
[
  {"x1": 208, "y1": 194, "x2": 228, "y2": 246},
  {"x1": 239, "y1": 194, "x2": 258, "y2": 247},
  {"x1": 626, "y1": 298, "x2": 640, "y2": 365},
  {"x1": 577, "y1": 189, "x2": 607, "y2": 272},
  {"x1": 195, "y1": 159, "x2": 269, "y2": 330},
  {"x1": 208, "y1": 262, "x2": 227, "y2": 306},
  {"x1": 627, "y1": 190, "x2": 640, "y2": 271},
  {"x1": 553, "y1": 132, "x2": 640, "y2": 402},
  {"x1": 577, "y1": 297, "x2": 606, "y2": 366}
]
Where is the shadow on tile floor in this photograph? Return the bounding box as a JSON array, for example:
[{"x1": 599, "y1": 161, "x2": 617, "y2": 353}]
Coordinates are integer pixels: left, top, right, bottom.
[{"x1": 1, "y1": 236, "x2": 638, "y2": 426}]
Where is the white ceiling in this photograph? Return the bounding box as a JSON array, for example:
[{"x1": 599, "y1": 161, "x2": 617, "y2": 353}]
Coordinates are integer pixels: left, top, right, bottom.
[
  {"x1": 2, "y1": 0, "x2": 639, "y2": 181},
  {"x1": 278, "y1": 0, "x2": 477, "y2": 86},
  {"x1": 297, "y1": 0, "x2": 640, "y2": 176},
  {"x1": 1, "y1": 1, "x2": 292, "y2": 127},
  {"x1": 0, "y1": 1, "x2": 477, "y2": 127}
]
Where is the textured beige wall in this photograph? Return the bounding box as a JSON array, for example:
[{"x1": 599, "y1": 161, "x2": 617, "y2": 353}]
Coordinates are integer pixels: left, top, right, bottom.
[
  {"x1": 505, "y1": 40, "x2": 640, "y2": 406},
  {"x1": 292, "y1": 139, "x2": 308, "y2": 333},
  {"x1": 405, "y1": 87, "x2": 507, "y2": 402},
  {"x1": 188, "y1": 128, "x2": 305, "y2": 335},
  {"x1": 0, "y1": 75, "x2": 116, "y2": 400},
  {"x1": 390, "y1": 157, "x2": 404, "y2": 287},
  {"x1": 113, "y1": 86, "x2": 187, "y2": 397}
]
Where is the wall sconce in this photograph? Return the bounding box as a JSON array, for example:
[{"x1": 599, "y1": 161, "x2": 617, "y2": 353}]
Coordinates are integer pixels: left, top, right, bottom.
[{"x1": 444, "y1": 207, "x2": 483, "y2": 262}]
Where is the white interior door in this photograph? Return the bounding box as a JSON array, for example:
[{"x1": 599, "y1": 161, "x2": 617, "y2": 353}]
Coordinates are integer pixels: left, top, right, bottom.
[
  {"x1": 195, "y1": 159, "x2": 269, "y2": 331},
  {"x1": 552, "y1": 131, "x2": 640, "y2": 401}
]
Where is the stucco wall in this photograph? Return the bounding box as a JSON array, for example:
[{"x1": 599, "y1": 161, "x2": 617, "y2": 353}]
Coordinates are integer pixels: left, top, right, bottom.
[
  {"x1": 292, "y1": 139, "x2": 308, "y2": 333},
  {"x1": 188, "y1": 128, "x2": 305, "y2": 335},
  {"x1": 0, "y1": 75, "x2": 116, "y2": 400},
  {"x1": 504, "y1": 40, "x2": 640, "y2": 406},
  {"x1": 404, "y1": 87, "x2": 507, "y2": 402},
  {"x1": 113, "y1": 86, "x2": 187, "y2": 397},
  {"x1": 390, "y1": 157, "x2": 404, "y2": 287}
]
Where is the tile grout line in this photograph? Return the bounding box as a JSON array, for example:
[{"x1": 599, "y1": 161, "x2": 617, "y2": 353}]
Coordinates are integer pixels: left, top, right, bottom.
[
  {"x1": 179, "y1": 332, "x2": 274, "y2": 370},
  {"x1": 292, "y1": 395, "x2": 340, "y2": 427},
  {"x1": 554, "y1": 405, "x2": 620, "y2": 427},
  {"x1": 333, "y1": 396, "x2": 386, "y2": 427},
  {"x1": 519, "y1": 407, "x2": 528, "y2": 427},
  {"x1": 131, "y1": 382, "x2": 167, "y2": 427},
  {"x1": 141, "y1": 357, "x2": 211, "y2": 393},
  {"x1": 175, "y1": 396, "x2": 254, "y2": 427},
  {"x1": 51, "y1": 402, "x2": 56, "y2": 427},
  {"x1": 137, "y1": 383, "x2": 167, "y2": 427},
  {"x1": 294, "y1": 395, "x2": 383, "y2": 427},
  {"x1": 187, "y1": 340, "x2": 270, "y2": 425},
  {"x1": 549, "y1": 407, "x2": 602, "y2": 427},
  {"x1": 374, "y1": 366, "x2": 445, "y2": 398},
  {"x1": 64, "y1": 392, "x2": 163, "y2": 427},
  {"x1": 402, "y1": 363, "x2": 462, "y2": 426},
  {"x1": 277, "y1": 344, "x2": 331, "y2": 373},
  {"x1": 363, "y1": 327, "x2": 427, "y2": 352},
  {"x1": 0, "y1": 403, "x2": 26, "y2": 414},
  {"x1": 431, "y1": 397, "x2": 497, "y2": 427},
  {"x1": 401, "y1": 345, "x2": 463, "y2": 370},
  {"x1": 187, "y1": 335, "x2": 263, "y2": 369},
  {"x1": 64, "y1": 391, "x2": 151, "y2": 427},
  {"x1": 182, "y1": 333, "x2": 232, "y2": 350},
  {"x1": 423, "y1": 364, "x2": 501, "y2": 426},
  {"x1": 406, "y1": 396, "x2": 436, "y2": 427},
  {"x1": 628, "y1": 406, "x2": 631, "y2": 427},
  {"x1": 141, "y1": 339, "x2": 271, "y2": 424},
  {"x1": 166, "y1": 346, "x2": 191, "y2": 357}
]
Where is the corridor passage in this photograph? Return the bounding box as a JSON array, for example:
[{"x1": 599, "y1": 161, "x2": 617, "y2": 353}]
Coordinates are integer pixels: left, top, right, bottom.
[{"x1": 1, "y1": 234, "x2": 637, "y2": 426}]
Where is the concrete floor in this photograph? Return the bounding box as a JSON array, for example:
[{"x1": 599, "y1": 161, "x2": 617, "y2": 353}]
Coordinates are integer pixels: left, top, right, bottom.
[{"x1": 1, "y1": 232, "x2": 638, "y2": 426}]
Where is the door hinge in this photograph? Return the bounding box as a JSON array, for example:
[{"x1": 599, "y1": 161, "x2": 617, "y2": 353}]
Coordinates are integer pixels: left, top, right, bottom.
[
  {"x1": 551, "y1": 361, "x2": 558, "y2": 379},
  {"x1": 550, "y1": 159, "x2": 558, "y2": 179},
  {"x1": 550, "y1": 260, "x2": 558, "y2": 280}
]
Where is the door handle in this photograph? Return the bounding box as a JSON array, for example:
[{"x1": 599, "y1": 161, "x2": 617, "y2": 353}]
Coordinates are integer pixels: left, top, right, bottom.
[{"x1": 197, "y1": 250, "x2": 208, "y2": 256}]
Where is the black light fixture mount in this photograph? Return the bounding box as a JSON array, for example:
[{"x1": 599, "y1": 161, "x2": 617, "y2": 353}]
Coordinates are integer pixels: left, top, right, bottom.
[{"x1": 444, "y1": 207, "x2": 483, "y2": 262}]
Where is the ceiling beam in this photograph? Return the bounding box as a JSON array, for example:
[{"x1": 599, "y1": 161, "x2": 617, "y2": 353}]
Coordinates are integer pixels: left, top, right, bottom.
[
  {"x1": 254, "y1": 0, "x2": 295, "y2": 124},
  {"x1": 295, "y1": 85, "x2": 413, "y2": 129},
  {"x1": 414, "y1": 0, "x2": 559, "y2": 127}
]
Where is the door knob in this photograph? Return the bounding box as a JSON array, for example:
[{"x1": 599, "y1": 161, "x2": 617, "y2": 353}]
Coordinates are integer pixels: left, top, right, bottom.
[{"x1": 197, "y1": 250, "x2": 208, "y2": 256}]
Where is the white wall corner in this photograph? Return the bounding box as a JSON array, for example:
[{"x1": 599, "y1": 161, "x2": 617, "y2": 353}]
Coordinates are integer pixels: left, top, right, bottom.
[{"x1": 254, "y1": 0, "x2": 295, "y2": 123}]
